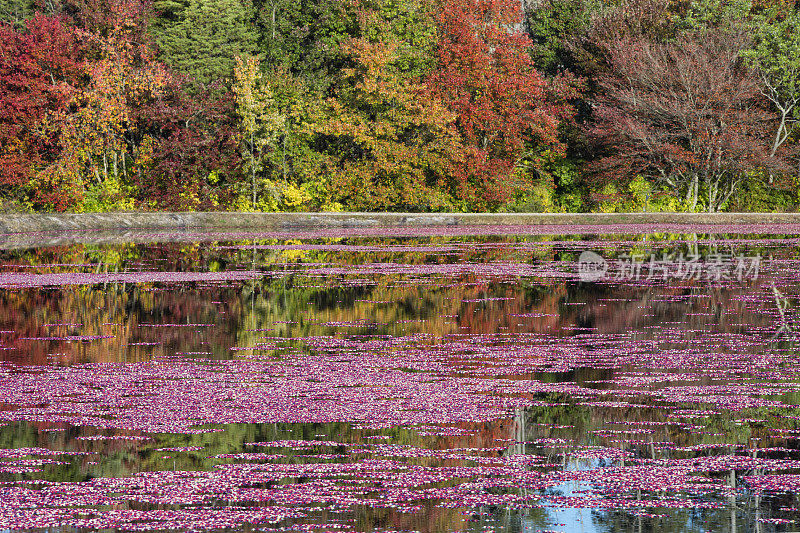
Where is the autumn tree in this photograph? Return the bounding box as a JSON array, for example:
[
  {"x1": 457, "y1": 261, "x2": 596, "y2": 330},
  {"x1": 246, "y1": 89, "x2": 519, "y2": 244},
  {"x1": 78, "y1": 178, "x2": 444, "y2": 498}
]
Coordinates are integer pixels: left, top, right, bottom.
[
  {"x1": 232, "y1": 54, "x2": 285, "y2": 209},
  {"x1": 133, "y1": 76, "x2": 243, "y2": 209},
  {"x1": 246, "y1": 0, "x2": 443, "y2": 210},
  {"x1": 310, "y1": 38, "x2": 463, "y2": 210},
  {"x1": 66, "y1": 0, "x2": 154, "y2": 35},
  {"x1": 45, "y1": 1, "x2": 166, "y2": 210},
  {"x1": 252, "y1": 66, "x2": 333, "y2": 210},
  {"x1": 426, "y1": 0, "x2": 581, "y2": 210},
  {"x1": 589, "y1": 28, "x2": 788, "y2": 212},
  {"x1": 253, "y1": 0, "x2": 436, "y2": 93},
  {"x1": 0, "y1": 14, "x2": 85, "y2": 210}
]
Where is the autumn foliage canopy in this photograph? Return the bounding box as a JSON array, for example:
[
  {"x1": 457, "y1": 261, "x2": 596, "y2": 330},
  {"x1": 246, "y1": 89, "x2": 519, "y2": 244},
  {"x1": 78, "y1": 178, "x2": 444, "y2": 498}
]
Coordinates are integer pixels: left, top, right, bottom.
[{"x1": 0, "y1": 0, "x2": 797, "y2": 212}]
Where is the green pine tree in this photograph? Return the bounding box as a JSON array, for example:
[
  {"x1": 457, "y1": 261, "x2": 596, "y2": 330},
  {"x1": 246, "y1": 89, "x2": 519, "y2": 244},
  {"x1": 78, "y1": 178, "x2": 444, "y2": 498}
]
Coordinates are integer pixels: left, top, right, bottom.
[
  {"x1": 0, "y1": 0, "x2": 36, "y2": 25},
  {"x1": 153, "y1": 0, "x2": 257, "y2": 85}
]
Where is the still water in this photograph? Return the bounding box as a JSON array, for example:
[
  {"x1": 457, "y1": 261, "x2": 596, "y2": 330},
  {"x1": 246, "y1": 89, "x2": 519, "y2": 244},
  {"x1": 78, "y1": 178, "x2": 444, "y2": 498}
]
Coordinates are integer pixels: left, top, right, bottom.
[{"x1": 0, "y1": 226, "x2": 799, "y2": 532}]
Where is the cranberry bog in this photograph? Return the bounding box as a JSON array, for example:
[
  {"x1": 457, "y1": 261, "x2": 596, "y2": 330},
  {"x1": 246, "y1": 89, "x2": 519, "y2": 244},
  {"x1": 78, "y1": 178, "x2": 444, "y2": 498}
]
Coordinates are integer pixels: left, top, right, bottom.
[{"x1": 1, "y1": 225, "x2": 800, "y2": 532}]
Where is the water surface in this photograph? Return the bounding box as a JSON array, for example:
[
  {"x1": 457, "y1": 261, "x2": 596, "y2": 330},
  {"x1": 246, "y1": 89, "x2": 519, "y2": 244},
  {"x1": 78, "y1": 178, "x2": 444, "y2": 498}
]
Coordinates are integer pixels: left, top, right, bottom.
[{"x1": 0, "y1": 227, "x2": 799, "y2": 532}]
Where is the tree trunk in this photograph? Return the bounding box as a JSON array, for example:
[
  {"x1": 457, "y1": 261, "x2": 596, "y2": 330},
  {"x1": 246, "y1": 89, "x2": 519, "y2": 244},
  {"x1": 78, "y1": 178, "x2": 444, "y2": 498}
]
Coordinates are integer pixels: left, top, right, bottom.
[
  {"x1": 707, "y1": 179, "x2": 717, "y2": 213},
  {"x1": 251, "y1": 132, "x2": 256, "y2": 209},
  {"x1": 770, "y1": 104, "x2": 795, "y2": 157}
]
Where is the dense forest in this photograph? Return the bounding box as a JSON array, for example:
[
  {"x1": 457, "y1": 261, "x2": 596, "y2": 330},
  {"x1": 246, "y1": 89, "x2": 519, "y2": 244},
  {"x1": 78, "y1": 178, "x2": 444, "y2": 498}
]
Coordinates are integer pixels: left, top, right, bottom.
[{"x1": 0, "y1": 0, "x2": 798, "y2": 213}]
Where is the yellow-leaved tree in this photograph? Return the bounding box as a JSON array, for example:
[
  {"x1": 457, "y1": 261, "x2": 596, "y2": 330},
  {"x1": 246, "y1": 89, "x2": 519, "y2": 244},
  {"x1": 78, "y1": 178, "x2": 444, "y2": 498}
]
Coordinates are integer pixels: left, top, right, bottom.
[{"x1": 232, "y1": 55, "x2": 286, "y2": 210}]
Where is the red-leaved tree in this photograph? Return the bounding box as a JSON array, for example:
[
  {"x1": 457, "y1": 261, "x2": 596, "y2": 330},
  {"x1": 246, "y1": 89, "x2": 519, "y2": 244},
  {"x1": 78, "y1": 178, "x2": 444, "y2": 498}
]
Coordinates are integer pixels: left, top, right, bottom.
[
  {"x1": 0, "y1": 14, "x2": 85, "y2": 209},
  {"x1": 589, "y1": 28, "x2": 790, "y2": 212},
  {"x1": 133, "y1": 76, "x2": 244, "y2": 210},
  {"x1": 425, "y1": 0, "x2": 580, "y2": 209}
]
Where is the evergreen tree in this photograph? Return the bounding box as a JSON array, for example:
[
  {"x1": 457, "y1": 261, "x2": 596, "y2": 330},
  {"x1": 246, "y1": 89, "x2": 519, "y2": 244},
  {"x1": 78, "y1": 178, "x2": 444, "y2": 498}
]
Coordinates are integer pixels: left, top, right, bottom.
[
  {"x1": 254, "y1": 0, "x2": 357, "y2": 92},
  {"x1": 153, "y1": 0, "x2": 257, "y2": 85},
  {"x1": 0, "y1": 0, "x2": 36, "y2": 25},
  {"x1": 525, "y1": 0, "x2": 597, "y2": 76}
]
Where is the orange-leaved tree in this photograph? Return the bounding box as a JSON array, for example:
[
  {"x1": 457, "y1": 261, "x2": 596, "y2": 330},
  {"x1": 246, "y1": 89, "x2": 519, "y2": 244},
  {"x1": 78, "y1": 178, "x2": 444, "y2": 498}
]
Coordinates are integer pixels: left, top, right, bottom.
[
  {"x1": 310, "y1": 37, "x2": 464, "y2": 211},
  {"x1": 41, "y1": 0, "x2": 167, "y2": 210}
]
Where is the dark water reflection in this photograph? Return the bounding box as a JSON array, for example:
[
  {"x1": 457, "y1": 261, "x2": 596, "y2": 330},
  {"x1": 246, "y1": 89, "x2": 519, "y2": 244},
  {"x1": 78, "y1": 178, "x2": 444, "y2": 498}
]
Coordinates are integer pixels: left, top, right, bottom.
[{"x1": 0, "y1": 233, "x2": 799, "y2": 532}]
